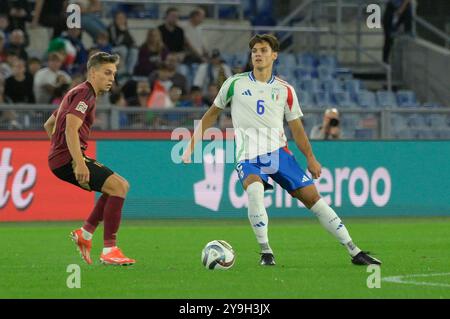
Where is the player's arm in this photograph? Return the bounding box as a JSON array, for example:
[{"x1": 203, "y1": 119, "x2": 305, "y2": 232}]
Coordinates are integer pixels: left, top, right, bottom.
[
  {"x1": 43, "y1": 114, "x2": 56, "y2": 139},
  {"x1": 288, "y1": 118, "x2": 322, "y2": 179},
  {"x1": 65, "y1": 114, "x2": 90, "y2": 184},
  {"x1": 182, "y1": 105, "x2": 223, "y2": 163}
]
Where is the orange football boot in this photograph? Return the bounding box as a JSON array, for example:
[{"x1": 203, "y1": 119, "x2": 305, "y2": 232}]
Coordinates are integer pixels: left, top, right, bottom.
[
  {"x1": 70, "y1": 228, "x2": 92, "y2": 265},
  {"x1": 100, "y1": 247, "x2": 136, "y2": 266}
]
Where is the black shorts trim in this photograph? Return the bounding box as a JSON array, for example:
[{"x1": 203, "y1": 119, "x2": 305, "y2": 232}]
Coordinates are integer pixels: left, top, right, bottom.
[{"x1": 52, "y1": 156, "x2": 114, "y2": 192}]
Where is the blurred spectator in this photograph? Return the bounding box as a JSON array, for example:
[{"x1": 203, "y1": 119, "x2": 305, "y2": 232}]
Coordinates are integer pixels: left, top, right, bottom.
[
  {"x1": 310, "y1": 108, "x2": 342, "y2": 140},
  {"x1": 108, "y1": 11, "x2": 138, "y2": 75},
  {"x1": 148, "y1": 63, "x2": 171, "y2": 91},
  {"x1": 158, "y1": 7, "x2": 192, "y2": 61},
  {"x1": 6, "y1": 29, "x2": 28, "y2": 61},
  {"x1": 190, "y1": 86, "x2": 204, "y2": 107},
  {"x1": 27, "y1": 57, "x2": 42, "y2": 76},
  {"x1": 162, "y1": 52, "x2": 188, "y2": 95},
  {"x1": 242, "y1": 51, "x2": 253, "y2": 73},
  {"x1": 62, "y1": 28, "x2": 88, "y2": 75},
  {"x1": 0, "y1": 31, "x2": 7, "y2": 63},
  {"x1": 0, "y1": 15, "x2": 10, "y2": 39},
  {"x1": 180, "y1": 7, "x2": 208, "y2": 64},
  {"x1": 31, "y1": 0, "x2": 67, "y2": 39},
  {"x1": 126, "y1": 79, "x2": 151, "y2": 107},
  {"x1": 69, "y1": 73, "x2": 86, "y2": 90},
  {"x1": 0, "y1": 1, "x2": 31, "y2": 43},
  {"x1": 133, "y1": 28, "x2": 168, "y2": 77},
  {"x1": 93, "y1": 32, "x2": 113, "y2": 54},
  {"x1": 50, "y1": 82, "x2": 69, "y2": 105},
  {"x1": 4, "y1": 58, "x2": 34, "y2": 103},
  {"x1": 125, "y1": 79, "x2": 151, "y2": 128},
  {"x1": 219, "y1": 113, "x2": 233, "y2": 129},
  {"x1": 168, "y1": 85, "x2": 183, "y2": 108},
  {"x1": 109, "y1": 91, "x2": 129, "y2": 128},
  {"x1": 382, "y1": 0, "x2": 413, "y2": 63},
  {"x1": 0, "y1": 77, "x2": 21, "y2": 129},
  {"x1": 76, "y1": 0, "x2": 107, "y2": 41},
  {"x1": 147, "y1": 73, "x2": 172, "y2": 109},
  {"x1": 0, "y1": 51, "x2": 19, "y2": 80},
  {"x1": 193, "y1": 49, "x2": 232, "y2": 95},
  {"x1": 33, "y1": 52, "x2": 71, "y2": 103},
  {"x1": 47, "y1": 36, "x2": 77, "y2": 72},
  {"x1": 202, "y1": 83, "x2": 219, "y2": 106}
]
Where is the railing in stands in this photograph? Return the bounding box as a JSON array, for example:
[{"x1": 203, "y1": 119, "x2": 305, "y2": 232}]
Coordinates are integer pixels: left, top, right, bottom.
[{"x1": 1, "y1": 104, "x2": 449, "y2": 140}]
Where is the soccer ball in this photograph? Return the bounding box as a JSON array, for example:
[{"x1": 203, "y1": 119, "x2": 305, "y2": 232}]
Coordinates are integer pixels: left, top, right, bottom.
[{"x1": 201, "y1": 240, "x2": 235, "y2": 270}]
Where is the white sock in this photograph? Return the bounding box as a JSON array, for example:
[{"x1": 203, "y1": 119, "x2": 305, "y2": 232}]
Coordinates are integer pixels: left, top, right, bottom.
[
  {"x1": 310, "y1": 198, "x2": 361, "y2": 257},
  {"x1": 102, "y1": 247, "x2": 115, "y2": 255},
  {"x1": 81, "y1": 227, "x2": 93, "y2": 240},
  {"x1": 247, "y1": 182, "x2": 272, "y2": 254}
]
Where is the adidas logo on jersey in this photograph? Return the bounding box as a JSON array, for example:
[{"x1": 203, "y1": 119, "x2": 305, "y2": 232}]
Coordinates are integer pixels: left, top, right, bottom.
[
  {"x1": 242, "y1": 89, "x2": 252, "y2": 96},
  {"x1": 301, "y1": 175, "x2": 310, "y2": 183}
]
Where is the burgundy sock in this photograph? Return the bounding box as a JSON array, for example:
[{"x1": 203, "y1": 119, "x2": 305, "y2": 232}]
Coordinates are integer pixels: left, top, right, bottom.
[
  {"x1": 103, "y1": 196, "x2": 124, "y2": 248},
  {"x1": 83, "y1": 194, "x2": 109, "y2": 234}
]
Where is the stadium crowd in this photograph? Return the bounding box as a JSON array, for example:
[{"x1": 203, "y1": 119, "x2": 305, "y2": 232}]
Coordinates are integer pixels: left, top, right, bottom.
[{"x1": 0, "y1": 2, "x2": 243, "y2": 129}]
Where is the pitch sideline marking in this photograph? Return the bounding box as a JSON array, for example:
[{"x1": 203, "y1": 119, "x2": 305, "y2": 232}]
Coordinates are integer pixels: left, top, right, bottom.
[{"x1": 382, "y1": 272, "x2": 450, "y2": 288}]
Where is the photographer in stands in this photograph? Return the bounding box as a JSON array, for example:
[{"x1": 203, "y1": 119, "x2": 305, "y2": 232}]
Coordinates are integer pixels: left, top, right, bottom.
[{"x1": 310, "y1": 108, "x2": 342, "y2": 140}]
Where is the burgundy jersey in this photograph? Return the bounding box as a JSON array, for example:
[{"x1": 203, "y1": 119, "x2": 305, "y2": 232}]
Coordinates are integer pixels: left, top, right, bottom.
[{"x1": 48, "y1": 81, "x2": 97, "y2": 170}]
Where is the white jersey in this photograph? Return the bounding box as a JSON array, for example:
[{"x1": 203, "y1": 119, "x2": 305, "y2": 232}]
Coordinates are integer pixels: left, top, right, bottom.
[{"x1": 214, "y1": 71, "x2": 303, "y2": 162}]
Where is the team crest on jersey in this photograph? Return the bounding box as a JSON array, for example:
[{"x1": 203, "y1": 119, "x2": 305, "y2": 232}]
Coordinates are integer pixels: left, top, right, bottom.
[
  {"x1": 75, "y1": 101, "x2": 88, "y2": 114},
  {"x1": 271, "y1": 88, "x2": 280, "y2": 101}
]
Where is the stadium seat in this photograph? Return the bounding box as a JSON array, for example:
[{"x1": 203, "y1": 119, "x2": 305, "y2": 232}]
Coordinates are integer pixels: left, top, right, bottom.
[
  {"x1": 317, "y1": 65, "x2": 335, "y2": 80},
  {"x1": 314, "y1": 91, "x2": 336, "y2": 108},
  {"x1": 356, "y1": 90, "x2": 377, "y2": 108},
  {"x1": 275, "y1": 66, "x2": 294, "y2": 80},
  {"x1": 220, "y1": 52, "x2": 234, "y2": 66},
  {"x1": 300, "y1": 79, "x2": 321, "y2": 94},
  {"x1": 334, "y1": 91, "x2": 357, "y2": 108},
  {"x1": 343, "y1": 79, "x2": 363, "y2": 95},
  {"x1": 232, "y1": 52, "x2": 249, "y2": 68},
  {"x1": 298, "y1": 91, "x2": 315, "y2": 108},
  {"x1": 376, "y1": 91, "x2": 398, "y2": 108},
  {"x1": 293, "y1": 67, "x2": 312, "y2": 80},
  {"x1": 318, "y1": 54, "x2": 338, "y2": 69},
  {"x1": 406, "y1": 114, "x2": 426, "y2": 128},
  {"x1": 321, "y1": 79, "x2": 343, "y2": 93},
  {"x1": 396, "y1": 90, "x2": 419, "y2": 107},
  {"x1": 390, "y1": 114, "x2": 407, "y2": 129},
  {"x1": 426, "y1": 114, "x2": 447, "y2": 128},
  {"x1": 277, "y1": 53, "x2": 296, "y2": 68},
  {"x1": 296, "y1": 53, "x2": 317, "y2": 68}
]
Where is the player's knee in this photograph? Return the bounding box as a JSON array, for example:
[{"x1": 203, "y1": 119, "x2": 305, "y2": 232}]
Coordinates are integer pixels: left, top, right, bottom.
[
  {"x1": 246, "y1": 182, "x2": 264, "y2": 202},
  {"x1": 117, "y1": 179, "x2": 129, "y2": 196},
  {"x1": 105, "y1": 176, "x2": 129, "y2": 197}
]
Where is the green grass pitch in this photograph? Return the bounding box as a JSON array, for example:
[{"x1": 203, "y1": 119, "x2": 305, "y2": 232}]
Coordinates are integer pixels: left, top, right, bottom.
[{"x1": 1, "y1": 217, "x2": 450, "y2": 299}]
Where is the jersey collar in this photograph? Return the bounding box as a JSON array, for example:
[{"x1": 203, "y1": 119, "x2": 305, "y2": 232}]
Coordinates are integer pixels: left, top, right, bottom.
[
  {"x1": 249, "y1": 71, "x2": 275, "y2": 84},
  {"x1": 86, "y1": 80, "x2": 97, "y2": 97}
]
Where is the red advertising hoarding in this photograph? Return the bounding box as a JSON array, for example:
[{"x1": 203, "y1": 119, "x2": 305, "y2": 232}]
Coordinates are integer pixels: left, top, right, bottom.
[{"x1": 0, "y1": 141, "x2": 95, "y2": 221}]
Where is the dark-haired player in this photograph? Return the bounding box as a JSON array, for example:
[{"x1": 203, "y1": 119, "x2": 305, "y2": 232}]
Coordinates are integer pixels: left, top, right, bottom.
[{"x1": 182, "y1": 34, "x2": 381, "y2": 266}]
